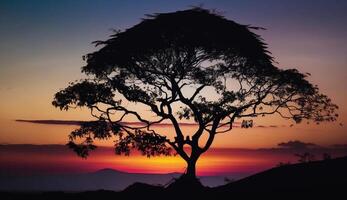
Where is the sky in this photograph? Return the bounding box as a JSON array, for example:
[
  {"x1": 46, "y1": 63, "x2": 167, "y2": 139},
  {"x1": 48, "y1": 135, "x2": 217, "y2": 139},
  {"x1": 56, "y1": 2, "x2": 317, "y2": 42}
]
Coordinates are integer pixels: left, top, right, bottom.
[
  {"x1": 1, "y1": 144, "x2": 346, "y2": 177},
  {"x1": 0, "y1": 0, "x2": 347, "y2": 176}
]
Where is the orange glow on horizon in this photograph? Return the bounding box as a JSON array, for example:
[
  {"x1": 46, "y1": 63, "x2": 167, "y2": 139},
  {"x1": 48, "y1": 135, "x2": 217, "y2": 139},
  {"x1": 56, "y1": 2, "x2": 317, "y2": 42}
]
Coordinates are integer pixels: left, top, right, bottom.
[{"x1": 5, "y1": 145, "x2": 341, "y2": 176}]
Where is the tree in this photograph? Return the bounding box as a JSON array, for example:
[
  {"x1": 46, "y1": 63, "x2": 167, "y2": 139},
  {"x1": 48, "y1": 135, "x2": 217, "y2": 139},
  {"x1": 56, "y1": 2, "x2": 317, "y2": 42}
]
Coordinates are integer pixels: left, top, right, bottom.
[{"x1": 52, "y1": 8, "x2": 338, "y2": 182}]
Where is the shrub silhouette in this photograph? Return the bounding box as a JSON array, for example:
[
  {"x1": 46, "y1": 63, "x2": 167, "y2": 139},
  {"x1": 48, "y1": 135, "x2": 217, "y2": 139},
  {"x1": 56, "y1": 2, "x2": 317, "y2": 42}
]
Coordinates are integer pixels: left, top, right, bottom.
[
  {"x1": 52, "y1": 8, "x2": 338, "y2": 183},
  {"x1": 276, "y1": 161, "x2": 291, "y2": 167},
  {"x1": 322, "y1": 153, "x2": 332, "y2": 160},
  {"x1": 295, "y1": 152, "x2": 316, "y2": 163}
]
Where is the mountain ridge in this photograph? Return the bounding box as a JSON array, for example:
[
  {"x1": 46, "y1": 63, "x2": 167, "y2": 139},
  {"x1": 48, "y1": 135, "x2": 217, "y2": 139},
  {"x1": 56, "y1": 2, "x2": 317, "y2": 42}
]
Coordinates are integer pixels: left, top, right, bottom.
[{"x1": 0, "y1": 168, "x2": 228, "y2": 192}]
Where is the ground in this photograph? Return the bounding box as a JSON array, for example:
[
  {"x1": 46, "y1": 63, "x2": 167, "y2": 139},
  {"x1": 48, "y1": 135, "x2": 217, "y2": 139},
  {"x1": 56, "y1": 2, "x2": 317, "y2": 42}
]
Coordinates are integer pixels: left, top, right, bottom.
[{"x1": 2, "y1": 156, "x2": 346, "y2": 200}]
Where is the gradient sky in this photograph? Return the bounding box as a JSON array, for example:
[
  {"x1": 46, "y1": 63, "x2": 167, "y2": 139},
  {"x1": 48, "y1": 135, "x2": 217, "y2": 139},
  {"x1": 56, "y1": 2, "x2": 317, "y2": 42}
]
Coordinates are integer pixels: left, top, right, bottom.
[
  {"x1": 1, "y1": 144, "x2": 346, "y2": 176},
  {"x1": 0, "y1": 0, "x2": 347, "y2": 175}
]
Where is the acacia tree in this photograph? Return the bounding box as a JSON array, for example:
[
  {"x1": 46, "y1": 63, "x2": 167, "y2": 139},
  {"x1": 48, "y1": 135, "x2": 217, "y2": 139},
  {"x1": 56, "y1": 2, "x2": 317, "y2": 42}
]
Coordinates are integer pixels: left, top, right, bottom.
[{"x1": 52, "y1": 8, "x2": 338, "y2": 181}]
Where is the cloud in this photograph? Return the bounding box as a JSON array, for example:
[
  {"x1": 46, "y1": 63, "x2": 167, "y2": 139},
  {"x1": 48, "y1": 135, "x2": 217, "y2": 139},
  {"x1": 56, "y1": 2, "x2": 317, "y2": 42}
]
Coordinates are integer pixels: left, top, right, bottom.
[
  {"x1": 16, "y1": 120, "x2": 83, "y2": 126},
  {"x1": 15, "y1": 119, "x2": 198, "y2": 127},
  {"x1": 256, "y1": 125, "x2": 280, "y2": 128},
  {"x1": 256, "y1": 125, "x2": 266, "y2": 128},
  {"x1": 16, "y1": 119, "x2": 282, "y2": 129},
  {"x1": 278, "y1": 140, "x2": 318, "y2": 149},
  {"x1": 0, "y1": 86, "x2": 13, "y2": 91}
]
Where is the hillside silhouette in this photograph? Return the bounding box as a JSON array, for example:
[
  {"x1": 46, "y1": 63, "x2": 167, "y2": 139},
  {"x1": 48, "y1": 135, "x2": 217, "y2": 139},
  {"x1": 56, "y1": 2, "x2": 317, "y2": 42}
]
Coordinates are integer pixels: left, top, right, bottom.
[
  {"x1": 214, "y1": 156, "x2": 347, "y2": 197},
  {"x1": 2, "y1": 156, "x2": 346, "y2": 199}
]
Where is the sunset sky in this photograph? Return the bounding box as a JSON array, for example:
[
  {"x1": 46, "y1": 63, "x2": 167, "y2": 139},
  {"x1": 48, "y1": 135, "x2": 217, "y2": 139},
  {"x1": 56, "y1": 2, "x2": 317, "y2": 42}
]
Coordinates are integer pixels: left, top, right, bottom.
[{"x1": 0, "y1": 0, "x2": 346, "y2": 176}]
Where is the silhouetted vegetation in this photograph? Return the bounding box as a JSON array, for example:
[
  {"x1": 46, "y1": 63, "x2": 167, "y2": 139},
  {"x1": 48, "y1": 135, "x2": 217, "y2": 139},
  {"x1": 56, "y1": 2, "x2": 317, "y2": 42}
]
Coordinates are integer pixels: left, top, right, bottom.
[
  {"x1": 52, "y1": 8, "x2": 338, "y2": 184},
  {"x1": 276, "y1": 161, "x2": 291, "y2": 167},
  {"x1": 322, "y1": 153, "x2": 332, "y2": 160},
  {"x1": 224, "y1": 177, "x2": 235, "y2": 183},
  {"x1": 295, "y1": 152, "x2": 316, "y2": 163}
]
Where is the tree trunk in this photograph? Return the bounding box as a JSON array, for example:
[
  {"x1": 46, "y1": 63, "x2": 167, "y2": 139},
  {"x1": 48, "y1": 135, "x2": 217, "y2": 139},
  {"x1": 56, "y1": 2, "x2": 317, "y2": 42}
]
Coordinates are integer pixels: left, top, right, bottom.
[
  {"x1": 184, "y1": 146, "x2": 201, "y2": 179},
  {"x1": 167, "y1": 157, "x2": 202, "y2": 191},
  {"x1": 167, "y1": 149, "x2": 203, "y2": 191},
  {"x1": 186, "y1": 159, "x2": 197, "y2": 178}
]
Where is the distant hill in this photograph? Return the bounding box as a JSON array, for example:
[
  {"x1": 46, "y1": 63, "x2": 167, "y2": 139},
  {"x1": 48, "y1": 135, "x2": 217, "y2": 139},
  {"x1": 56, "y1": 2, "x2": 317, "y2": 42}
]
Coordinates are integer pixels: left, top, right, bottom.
[
  {"x1": 0, "y1": 168, "x2": 230, "y2": 192},
  {"x1": 0, "y1": 168, "x2": 180, "y2": 191}
]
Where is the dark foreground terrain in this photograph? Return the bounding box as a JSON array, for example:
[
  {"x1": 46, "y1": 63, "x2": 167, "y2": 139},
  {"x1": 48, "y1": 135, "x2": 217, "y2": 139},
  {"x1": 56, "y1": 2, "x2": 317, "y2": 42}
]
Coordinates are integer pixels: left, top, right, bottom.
[{"x1": 2, "y1": 156, "x2": 346, "y2": 199}]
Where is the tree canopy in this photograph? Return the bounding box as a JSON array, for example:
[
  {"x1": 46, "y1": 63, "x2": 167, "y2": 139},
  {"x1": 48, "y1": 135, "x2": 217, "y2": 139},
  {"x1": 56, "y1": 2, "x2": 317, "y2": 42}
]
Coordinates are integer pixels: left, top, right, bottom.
[{"x1": 52, "y1": 8, "x2": 338, "y2": 179}]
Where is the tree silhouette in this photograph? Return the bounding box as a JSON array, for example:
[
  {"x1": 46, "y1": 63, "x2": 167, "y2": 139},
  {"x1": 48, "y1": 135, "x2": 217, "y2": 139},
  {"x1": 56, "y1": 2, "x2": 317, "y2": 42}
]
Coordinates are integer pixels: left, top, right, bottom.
[
  {"x1": 52, "y1": 8, "x2": 338, "y2": 182},
  {"x1": 295, "y1": 152, "x2": 316, "y2": 163}
]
